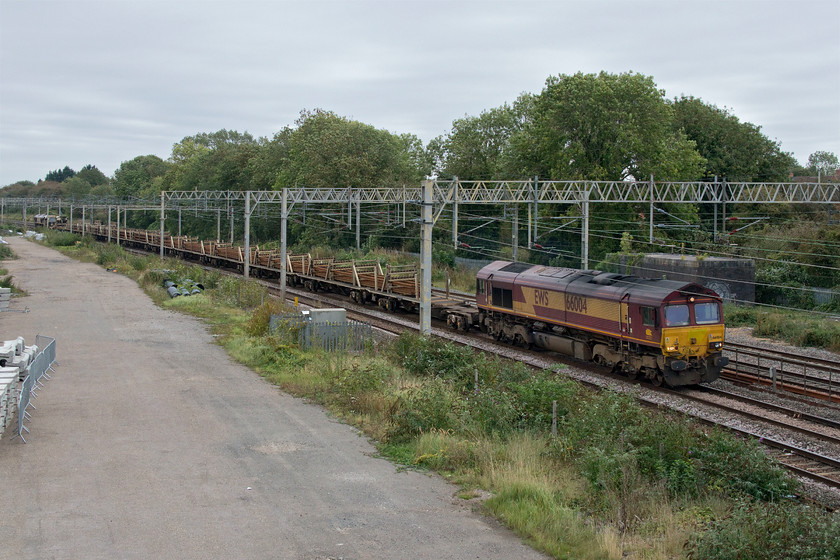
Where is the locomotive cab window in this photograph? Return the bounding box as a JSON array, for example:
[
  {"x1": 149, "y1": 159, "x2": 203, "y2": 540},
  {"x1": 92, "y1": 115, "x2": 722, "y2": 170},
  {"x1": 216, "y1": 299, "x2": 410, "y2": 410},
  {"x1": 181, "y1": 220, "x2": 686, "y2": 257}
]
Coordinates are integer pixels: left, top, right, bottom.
[
  {"x1": 492, "y1": 287, "x2": 513, "y2": 309},
  {"x1": 641, "y1": 306, "x2": 657, "y2": 327},
  {"x1": 694, "y1": 302, "x2": 721, "y2": 324},
  {"x1": 664, "y1": 304, "x2": 690, "y2": 327},
  {"x1": 476, "y1": 279, "x2": 486, "y2": 295}
]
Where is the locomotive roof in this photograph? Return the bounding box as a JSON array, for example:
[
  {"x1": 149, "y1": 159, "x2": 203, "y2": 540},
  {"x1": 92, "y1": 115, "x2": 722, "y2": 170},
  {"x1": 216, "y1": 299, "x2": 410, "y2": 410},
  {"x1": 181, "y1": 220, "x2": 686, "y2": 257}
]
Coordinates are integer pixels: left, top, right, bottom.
[{"x1": 478, "y1": 260, "x2": 720, "y2": 302}]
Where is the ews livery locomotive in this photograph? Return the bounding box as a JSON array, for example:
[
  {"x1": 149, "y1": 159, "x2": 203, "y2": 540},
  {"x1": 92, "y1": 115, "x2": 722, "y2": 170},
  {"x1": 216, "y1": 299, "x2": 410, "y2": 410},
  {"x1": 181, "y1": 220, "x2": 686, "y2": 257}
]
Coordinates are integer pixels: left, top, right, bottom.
[{"x1": 474, "y1": 261, "x2": 728, "y2": 387}]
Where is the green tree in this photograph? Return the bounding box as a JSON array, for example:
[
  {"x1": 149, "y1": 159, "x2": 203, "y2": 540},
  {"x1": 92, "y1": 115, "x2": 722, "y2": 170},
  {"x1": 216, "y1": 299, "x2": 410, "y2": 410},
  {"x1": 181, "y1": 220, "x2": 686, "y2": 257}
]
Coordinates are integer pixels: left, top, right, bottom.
[
  {"x1": 166, "y1": 129, "x2": 260, "y2": 191},
  {"x1": 672, "y1": 96, "x2": 796, "y2": 181},
  {"x1": 76, "y1": 164, "x2": 109, "y2": 186},
  {"x1": 807, "y1": 150, "x2": 839, "y2": 182},
  {"x1": 62, "y1": 176, "x2": 91, "y2": 197},
  {"x1": 44, "y1": 166, "x2": 76, "y2": 182},
  {"x1": 245, "y1": 129, "x2": 291, "y2": 190},
  {"x1": 511, "y1": 72, "x2": 704, "y2": 181},
  {"x1": 276, "y1": 109, "x2": 421, "y2": 189},
  {"x1": 112, "y1": 155, "x2": 169, "y2": 198},
  {"x1": 436, "y1": 98, "x2": 531, "y2": 180},
  {"x1": 275, "y1": 109, "x2": 424, "y2": 251}
]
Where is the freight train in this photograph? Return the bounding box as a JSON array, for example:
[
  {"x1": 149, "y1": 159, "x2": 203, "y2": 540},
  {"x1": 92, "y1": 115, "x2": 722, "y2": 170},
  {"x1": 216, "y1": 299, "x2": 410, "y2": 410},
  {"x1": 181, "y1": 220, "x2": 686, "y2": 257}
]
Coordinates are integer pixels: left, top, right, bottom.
[{"x1": 48, "y1": 220, "x2": 727, "y2": 387}]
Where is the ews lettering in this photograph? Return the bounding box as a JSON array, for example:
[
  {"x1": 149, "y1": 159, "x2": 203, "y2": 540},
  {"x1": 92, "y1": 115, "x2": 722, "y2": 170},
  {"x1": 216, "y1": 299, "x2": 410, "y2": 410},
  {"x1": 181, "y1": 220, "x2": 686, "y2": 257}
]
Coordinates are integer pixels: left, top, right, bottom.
[
  {"x1": 565, "y1": 294, "x2": 588, "y2": 314},
  {"x1": 534, "y1": 289, "x2": 550, "y2": 306}
]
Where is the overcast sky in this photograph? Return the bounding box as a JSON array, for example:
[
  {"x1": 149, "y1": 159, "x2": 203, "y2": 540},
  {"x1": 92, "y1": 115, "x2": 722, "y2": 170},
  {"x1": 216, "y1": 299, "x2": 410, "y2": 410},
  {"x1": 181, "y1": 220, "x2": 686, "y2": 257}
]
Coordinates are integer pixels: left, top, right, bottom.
[{"x1": 1, "y1": 0, "x2": 838, "y2": 186}]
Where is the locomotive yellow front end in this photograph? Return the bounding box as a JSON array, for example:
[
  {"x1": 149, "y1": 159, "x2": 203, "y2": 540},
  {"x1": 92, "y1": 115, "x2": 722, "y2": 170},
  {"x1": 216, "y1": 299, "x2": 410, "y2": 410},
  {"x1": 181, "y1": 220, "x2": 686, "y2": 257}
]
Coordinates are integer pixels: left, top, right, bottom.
[{"x1": 660, "y1": 299, "x2": 728, "y2": 385}]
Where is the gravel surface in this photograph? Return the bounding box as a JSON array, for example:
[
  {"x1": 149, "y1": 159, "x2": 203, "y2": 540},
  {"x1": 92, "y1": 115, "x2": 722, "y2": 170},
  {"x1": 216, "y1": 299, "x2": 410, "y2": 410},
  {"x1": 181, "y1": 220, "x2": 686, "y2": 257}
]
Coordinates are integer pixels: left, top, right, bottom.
[{"x1": 0, "y1": 237, "x2": 549, "y2": 560}]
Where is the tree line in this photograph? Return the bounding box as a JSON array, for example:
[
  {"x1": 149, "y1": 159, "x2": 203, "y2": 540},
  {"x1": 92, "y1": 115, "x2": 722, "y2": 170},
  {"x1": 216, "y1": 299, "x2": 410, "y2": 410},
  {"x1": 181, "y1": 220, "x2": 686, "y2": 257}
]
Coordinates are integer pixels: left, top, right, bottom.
[
  {"x1": 7, "y1": 71, "x2": 836, "y2": 198},
  {"x1": 3, "y1": 71, "x2": 838, "y2": 305}
]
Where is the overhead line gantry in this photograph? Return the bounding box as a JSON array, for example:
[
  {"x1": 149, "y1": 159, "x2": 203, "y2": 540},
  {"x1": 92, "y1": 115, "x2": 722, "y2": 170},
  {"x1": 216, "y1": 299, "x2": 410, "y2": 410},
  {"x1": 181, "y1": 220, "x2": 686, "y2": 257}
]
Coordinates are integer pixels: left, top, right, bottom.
[{"x1": 4, "y1": 178, "x2": 838, "y2": 334}]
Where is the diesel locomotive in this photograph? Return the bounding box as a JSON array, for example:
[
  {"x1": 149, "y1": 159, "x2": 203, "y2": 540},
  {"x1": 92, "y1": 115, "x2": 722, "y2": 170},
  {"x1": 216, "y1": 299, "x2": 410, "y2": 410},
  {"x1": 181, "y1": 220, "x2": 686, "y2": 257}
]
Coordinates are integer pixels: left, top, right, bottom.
[{"x1": 470, "y1": 261, "x2": 728, "y2": 387}]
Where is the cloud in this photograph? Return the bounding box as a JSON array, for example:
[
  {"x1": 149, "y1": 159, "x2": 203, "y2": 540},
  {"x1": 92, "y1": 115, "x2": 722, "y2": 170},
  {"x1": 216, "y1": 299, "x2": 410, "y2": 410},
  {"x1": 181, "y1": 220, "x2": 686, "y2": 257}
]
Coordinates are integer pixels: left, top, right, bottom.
[{"x1": 1, "y1": 0, "x2": 838, "y2": 184}]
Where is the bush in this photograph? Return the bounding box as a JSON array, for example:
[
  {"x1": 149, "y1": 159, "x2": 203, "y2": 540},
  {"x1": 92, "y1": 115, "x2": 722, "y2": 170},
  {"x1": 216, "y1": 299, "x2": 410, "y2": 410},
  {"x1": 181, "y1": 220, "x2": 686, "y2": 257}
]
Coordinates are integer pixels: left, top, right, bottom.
[
  {"x1": 465, "y1": 386, "x2": 519, "y2": 436},
  {"x1": 508, "y1": 376, "x2": 580, "y2": 432},
  {"x1": 44, "y1": 230, "x2": 79, "y2": 247},
  {"x1": 688, "y1": 500, "x2": 840, "y2": 560},
  {"x1": 387, "y1": 333, "x2": 478, "y2": 388},
  {"x1": 246, "y1": 300, "x2": 289, "y2": 337},
  {"x1": 334, "y1": 357, "x2": 395, "y2": 395},
  {"x1": 95, "y1": 243, "x2": 126, "y2": 266},
  {"x1": 386, "y1": 377, "x2": 461, "y2": 442},
  {"x1": 693, "y1": 428, "x2": 796, "y2": 501},
  {"x1": 212, "y1": 275, "x2": 267, "y2": 309}
]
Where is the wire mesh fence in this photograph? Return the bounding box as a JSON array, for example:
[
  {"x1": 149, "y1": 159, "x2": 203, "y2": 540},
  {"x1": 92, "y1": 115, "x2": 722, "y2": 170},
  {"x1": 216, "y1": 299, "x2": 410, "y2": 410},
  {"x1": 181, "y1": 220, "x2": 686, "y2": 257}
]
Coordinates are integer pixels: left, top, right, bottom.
[{"x1": 270, "y1": 312, "x2": 372, "y2": 353}]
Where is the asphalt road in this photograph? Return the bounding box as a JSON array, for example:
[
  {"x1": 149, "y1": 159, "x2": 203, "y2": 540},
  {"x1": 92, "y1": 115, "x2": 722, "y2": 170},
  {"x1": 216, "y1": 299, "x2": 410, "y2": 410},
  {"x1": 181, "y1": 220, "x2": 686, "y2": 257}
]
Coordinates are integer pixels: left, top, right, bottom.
[{"x1": 0, "y1": 237, "x2": 548, "y2": 560}]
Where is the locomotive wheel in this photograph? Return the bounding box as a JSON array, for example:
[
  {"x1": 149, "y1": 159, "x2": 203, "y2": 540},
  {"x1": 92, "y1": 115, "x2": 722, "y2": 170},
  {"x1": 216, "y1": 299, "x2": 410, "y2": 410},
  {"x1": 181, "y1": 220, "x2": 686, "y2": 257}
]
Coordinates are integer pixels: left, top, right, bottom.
[{"x1": 651, "y1": 373, "x2": 664, "y2": 387}]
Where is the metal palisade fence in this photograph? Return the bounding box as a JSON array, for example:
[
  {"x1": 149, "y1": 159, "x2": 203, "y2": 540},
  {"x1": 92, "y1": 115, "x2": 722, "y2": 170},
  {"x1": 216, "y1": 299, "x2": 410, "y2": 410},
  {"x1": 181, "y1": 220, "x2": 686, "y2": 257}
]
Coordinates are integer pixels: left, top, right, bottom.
[{"x1": 270, "y1": 312, "x2": 372, "y2": 353}]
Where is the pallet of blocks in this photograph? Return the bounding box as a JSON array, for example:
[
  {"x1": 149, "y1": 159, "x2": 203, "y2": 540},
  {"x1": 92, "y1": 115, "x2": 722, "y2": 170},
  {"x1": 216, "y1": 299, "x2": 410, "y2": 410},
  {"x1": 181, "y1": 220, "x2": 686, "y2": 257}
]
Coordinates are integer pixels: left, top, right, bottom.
[
  {"x1": 0, "y1": 336, "x2": 30, "y2": 439},
  {"x1": 0, "y1": 366, "x2": 19, "y2": 436},
  {"x1": 0, "y1": 287, "x2": 9, "y2": 310}
]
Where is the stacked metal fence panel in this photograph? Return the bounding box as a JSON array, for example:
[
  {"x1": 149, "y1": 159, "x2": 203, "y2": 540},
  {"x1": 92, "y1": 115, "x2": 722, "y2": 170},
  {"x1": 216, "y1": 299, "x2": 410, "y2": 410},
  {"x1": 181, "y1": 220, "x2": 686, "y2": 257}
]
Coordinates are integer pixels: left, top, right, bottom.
[{"x1": 270, "y1": 313, "x2": 371, "y2": 353}]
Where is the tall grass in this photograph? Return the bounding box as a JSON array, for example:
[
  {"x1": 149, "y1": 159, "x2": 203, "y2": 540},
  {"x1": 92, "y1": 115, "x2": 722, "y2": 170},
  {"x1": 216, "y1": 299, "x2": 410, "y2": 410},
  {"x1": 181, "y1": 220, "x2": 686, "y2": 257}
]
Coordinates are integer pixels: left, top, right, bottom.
[{"x1": 725, "y1": 303, "x2": 840, "y2": 352}]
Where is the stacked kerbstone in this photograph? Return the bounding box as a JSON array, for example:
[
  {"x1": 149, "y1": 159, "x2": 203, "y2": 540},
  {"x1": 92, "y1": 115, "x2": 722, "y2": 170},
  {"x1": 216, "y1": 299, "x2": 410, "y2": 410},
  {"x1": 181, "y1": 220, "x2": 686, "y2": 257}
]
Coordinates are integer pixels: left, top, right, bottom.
[
  {"x1": 0, "y1": 287, "x2": 10, "y2": 310},
  {"x1": 0, "y1": 337, "x2": 38, "y2": 437}
]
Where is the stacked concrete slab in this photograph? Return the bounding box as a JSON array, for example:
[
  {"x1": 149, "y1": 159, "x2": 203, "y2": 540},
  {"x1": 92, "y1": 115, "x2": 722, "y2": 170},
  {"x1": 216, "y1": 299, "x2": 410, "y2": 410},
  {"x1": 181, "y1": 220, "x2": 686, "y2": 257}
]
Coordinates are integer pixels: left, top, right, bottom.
[
  {"x1": 0, "y1": 337, "x2": 39, "y2": 439},
  {"x1": 0, "y1": 287, "x2": 10, "y2": 310}
]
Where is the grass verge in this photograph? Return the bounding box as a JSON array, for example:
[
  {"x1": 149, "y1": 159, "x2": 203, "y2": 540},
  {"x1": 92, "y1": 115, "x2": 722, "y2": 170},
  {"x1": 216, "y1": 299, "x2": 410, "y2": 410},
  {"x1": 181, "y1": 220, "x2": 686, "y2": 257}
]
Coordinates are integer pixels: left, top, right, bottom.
[{"x1": 725, "y1": 303, "x2": 840, "y2": 352}]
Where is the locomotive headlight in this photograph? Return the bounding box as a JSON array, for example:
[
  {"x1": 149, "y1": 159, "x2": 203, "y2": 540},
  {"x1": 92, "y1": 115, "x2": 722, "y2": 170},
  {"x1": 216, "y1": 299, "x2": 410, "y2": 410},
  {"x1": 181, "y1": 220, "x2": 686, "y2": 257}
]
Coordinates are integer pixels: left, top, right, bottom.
[{"x1": 709, "y1": 341, "x2": 723, "y2": 350}]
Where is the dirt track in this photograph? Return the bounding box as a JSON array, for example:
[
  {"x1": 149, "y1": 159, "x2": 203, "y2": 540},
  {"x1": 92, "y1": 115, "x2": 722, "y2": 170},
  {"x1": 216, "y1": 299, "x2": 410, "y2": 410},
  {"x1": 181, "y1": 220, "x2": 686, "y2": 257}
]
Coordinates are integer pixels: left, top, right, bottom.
[{"x1": 0, "y1": 237, "x2": 547, "y2": 560}]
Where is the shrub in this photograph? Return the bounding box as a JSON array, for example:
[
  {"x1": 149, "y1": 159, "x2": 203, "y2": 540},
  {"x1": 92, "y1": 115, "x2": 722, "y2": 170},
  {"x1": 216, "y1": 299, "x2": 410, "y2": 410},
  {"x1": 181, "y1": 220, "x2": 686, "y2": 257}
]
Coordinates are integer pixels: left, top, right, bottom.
[
  {"x1": 245, "y1": 299, "x2": 289, "y2": 337},
  {"x1": 687, "y1": 500, "x2": 840, "y2": 560},
  {"x1": 334, "y1": 357, "x2": 395, "y2": 395},
  {"x1": 386, "y1": 377, "x2": 461, "y2": 442},
  {"x1": 95, "y1": 243, "x2": 126, "y2": 267},
  {"x1": 465, "y1": 386, "x2": 519, "y2": 436},
  {"x1": 44, "y1": 230, "x2": 79, "y2": 247},
  {"x1": 387, "y1": 333, "x2": 478, "y2": 388},
  {"x1": 508, "y1": 376, "x2": 580, "y2": 432},
  {"x1": 693, "y1": 428, "x2": 796, "y2": 501}
]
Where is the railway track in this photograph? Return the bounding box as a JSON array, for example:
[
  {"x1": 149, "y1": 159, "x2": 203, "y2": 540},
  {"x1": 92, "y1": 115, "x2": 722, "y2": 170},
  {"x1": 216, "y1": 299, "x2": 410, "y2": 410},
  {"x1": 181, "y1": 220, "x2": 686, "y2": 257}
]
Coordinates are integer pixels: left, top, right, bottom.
[{"x1": 723, "y1": 341, "x2": 840, "y2": 404}]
